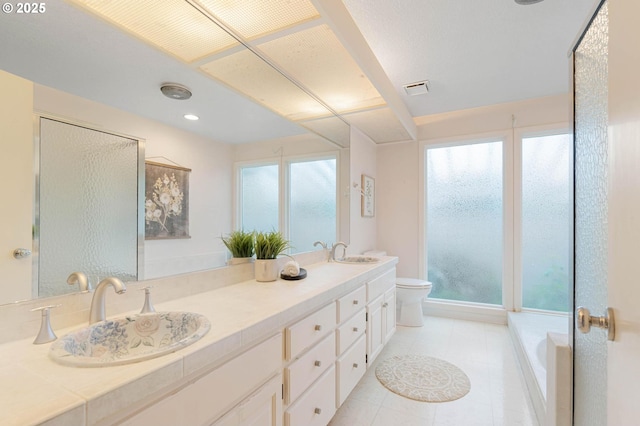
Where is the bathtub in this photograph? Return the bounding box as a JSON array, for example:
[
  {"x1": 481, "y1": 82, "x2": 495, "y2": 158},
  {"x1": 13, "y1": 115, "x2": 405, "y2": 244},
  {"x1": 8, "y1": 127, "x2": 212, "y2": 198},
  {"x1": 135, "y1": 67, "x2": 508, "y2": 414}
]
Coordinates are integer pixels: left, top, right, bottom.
[{"x1": 508, "y1": 312, "x2": 570, "y2": 425}]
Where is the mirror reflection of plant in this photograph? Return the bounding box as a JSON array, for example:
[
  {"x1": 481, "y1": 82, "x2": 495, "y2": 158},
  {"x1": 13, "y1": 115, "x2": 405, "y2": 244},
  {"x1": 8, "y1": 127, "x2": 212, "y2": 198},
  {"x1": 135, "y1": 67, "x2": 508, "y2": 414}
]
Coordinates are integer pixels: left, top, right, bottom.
[
  {"x1": 255, "y1": 231, "x2": 291, "y2": 260},
  {"x1": 145, "y1": 173, "x2": 184, "y2": 232},
  {"x1": 221, "y1": 230, "x2": 255, "y2": 258}
]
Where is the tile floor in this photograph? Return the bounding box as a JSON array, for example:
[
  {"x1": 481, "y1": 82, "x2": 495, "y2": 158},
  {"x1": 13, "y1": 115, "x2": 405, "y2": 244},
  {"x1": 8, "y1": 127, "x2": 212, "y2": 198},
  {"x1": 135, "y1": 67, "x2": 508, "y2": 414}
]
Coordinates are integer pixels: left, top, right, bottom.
[{"x1": 329, "y1": 316, "x2": 540, "y2": 426}]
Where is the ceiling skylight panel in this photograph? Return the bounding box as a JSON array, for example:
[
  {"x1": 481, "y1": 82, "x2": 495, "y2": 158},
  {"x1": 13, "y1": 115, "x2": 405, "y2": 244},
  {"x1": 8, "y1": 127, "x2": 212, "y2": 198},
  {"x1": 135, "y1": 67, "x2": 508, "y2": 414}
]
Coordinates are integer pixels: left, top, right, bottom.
[
  {"x1": 195, "y1": 0, "x2": 320, "y2": 40},
  {"x1": 257, "y1": 24, "x2": 385, "y2": 114},
  {"x1": 343, "y1": 107, "x2": 412, "y2": 143},
  {"x1": 200, "y1": 50, "x2": 334, "y2": 121},
  {"x1": 68, "y1": 0, "x2": 239, "y2": 62}
]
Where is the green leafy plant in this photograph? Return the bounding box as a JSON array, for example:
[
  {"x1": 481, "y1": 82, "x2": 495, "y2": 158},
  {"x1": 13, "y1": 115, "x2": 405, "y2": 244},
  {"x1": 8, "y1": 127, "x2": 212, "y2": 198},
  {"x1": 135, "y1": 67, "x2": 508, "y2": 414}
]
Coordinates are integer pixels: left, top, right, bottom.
[
  {"x1": 221, "y1": 230, "x2": 255, "y2": 258},
  {"x1": 255, "y1": 231, "x2": 290, "y2": 260}
]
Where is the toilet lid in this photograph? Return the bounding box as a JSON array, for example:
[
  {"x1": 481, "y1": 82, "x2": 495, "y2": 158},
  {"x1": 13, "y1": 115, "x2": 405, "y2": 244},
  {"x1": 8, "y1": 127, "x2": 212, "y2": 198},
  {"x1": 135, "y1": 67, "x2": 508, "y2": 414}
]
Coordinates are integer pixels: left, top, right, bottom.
[{"x1": 396, "y1": 278, "x2": 432, "y2": 289}]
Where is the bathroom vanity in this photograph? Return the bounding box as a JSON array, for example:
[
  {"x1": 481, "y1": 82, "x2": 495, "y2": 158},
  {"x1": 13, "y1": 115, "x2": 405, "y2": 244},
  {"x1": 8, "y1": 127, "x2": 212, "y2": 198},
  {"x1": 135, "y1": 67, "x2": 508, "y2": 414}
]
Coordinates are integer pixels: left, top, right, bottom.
[{"x1": 0, "y1": 256, "x2": 397, "y2": 426}]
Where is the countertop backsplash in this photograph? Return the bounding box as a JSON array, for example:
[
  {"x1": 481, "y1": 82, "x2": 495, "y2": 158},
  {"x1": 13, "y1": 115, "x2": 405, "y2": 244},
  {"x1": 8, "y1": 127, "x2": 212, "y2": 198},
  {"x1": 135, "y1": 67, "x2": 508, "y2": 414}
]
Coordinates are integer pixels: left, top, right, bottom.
[{"x1": 0, "y1": 250, "x2": 327, "y2": 345}]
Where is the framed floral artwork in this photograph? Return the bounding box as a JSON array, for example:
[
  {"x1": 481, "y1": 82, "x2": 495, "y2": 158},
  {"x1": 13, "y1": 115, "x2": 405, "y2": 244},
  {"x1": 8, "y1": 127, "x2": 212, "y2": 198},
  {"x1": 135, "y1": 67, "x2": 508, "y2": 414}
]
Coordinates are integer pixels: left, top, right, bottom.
[
  {"x1": 361, "y1": 174, "x2": 375, "y2": 217},
  {"x1": 144, "y1": 161, "x2": 191, "y2": 239}
]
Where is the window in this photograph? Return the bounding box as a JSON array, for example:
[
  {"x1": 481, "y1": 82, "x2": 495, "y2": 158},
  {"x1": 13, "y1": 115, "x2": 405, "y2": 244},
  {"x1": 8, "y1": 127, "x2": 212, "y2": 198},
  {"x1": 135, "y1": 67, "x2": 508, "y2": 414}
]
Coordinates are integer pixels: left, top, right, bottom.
[
  {"x1": 239, "y1": 164, "x2": 279, "y2": 233},
  {"x1": 521, "y1": 134, "x2": 572, "y2": 311},
  {"x1": 289, "y1": 158, "x2": 336, "y2": 253},
  {"x1": 423, "y1": 130, "x2": 572, "y2": 312},
  {"x1": 426, "y1": 141, "x2": 504, "y2": 305},
  {"x1": 237, "y1": 154, "x2": 338, "y2": 253}
]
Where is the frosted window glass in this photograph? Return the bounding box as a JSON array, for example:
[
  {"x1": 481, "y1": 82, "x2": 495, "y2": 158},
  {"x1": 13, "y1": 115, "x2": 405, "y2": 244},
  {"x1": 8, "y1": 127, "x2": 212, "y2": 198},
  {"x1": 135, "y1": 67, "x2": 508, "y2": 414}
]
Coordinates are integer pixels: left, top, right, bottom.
[
  {"x1": 240, "y1": 164, "x2": 279, "y2": 233},
  {"x1": 426, "y1": 142, "x2": 503, "y2": 305},
  {"x1": 289, "y1": 158, "x2": 336, "y2": 252},
  {"x1": 521, "y1": 134, "x2": 572, "y2": 311},
  {"x1": 573, "y1": 3, "x2": 608, "y2": 425},
  {"x1": 39, "y1": 118, "x2": 138, "y2": 297}
]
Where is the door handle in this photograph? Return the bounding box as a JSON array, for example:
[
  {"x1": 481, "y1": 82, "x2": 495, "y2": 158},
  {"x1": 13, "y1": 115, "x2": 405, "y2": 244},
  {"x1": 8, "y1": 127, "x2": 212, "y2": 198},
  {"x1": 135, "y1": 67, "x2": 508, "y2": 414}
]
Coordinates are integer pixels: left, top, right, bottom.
[
  {"x1": 13, "y1": 248, "x2": 31, "y2": 259},
  {"x1": 576, "y1": 306, "x2": 615, "y2": 341}
]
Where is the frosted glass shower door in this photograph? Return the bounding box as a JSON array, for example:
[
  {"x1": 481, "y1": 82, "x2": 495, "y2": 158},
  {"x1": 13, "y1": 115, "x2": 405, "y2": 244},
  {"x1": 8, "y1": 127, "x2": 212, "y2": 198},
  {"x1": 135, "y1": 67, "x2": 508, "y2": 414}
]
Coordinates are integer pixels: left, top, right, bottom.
[
  {"x1": 573, "y1": 3, "x2": 608, "y2": 425},
  {"x1": 38, "y1": 118, "x2": 140, "y2": 297}
]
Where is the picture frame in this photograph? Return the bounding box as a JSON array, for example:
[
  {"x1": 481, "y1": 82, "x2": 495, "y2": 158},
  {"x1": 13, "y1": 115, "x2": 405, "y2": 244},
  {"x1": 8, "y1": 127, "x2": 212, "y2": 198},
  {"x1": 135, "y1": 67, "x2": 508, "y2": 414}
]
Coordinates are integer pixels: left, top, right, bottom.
[
  {"x1": 361, "y1": 174, "x2": 375, "y2": 217},
  {"x1": 144, "y1": 161, "x2": 191, "y2": 239}
]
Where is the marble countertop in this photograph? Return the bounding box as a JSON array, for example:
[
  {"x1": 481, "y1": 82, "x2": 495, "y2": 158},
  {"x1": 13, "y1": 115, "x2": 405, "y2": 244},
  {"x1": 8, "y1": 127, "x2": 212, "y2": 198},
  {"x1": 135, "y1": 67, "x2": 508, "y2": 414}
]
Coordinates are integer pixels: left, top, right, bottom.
[{"x1": 0, "y1": 257, "x2": 397, "y2": 426}]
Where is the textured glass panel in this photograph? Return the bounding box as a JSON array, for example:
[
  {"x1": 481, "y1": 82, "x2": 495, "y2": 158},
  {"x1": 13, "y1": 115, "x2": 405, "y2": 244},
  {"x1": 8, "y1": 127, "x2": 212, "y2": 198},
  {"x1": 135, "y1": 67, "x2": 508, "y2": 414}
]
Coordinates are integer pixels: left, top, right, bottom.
[
  {"x1": 39, "y1": 118, "x2": 138, "y2": 297},
  {"x1": 240, "y1": 164, "x2": 279, "y2": 233},
  {"x1": 426, "y1": 142, "x2": 503, "y2": 305},
  {"x1": 573, "y1": 3, "x2": 609, "y2": 425},
  {"x1": 289, "y1": 158, "x2": 336, "y2": 252},
  {"x1": 522, "y1": 134, "x2": 572, "y2": 311}
]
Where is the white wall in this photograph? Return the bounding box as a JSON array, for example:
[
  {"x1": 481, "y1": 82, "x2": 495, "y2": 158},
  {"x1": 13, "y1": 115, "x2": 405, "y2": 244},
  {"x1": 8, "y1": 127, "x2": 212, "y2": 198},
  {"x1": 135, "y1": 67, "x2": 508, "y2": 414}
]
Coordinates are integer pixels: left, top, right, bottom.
[
  {"x1": 0, "y1": 70, "x2": 33, "y2": 304},
  {"x1": 349, "y1": 126, "x2": 377, "y2": 255},
  {"x1": 34, "y1": 85, "x2": 233, "y2": 279},
  {"x1": 377, "y1": 94, "x2": 570, "y2": 279}
]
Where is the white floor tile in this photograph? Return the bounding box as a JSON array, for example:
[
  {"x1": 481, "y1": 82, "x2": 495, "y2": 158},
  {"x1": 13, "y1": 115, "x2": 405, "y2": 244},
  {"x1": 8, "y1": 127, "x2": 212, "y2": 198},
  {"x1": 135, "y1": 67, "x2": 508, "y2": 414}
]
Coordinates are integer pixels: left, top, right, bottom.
[{"x1": 328, "y1": 316, "x2": 540, "y2": 426}]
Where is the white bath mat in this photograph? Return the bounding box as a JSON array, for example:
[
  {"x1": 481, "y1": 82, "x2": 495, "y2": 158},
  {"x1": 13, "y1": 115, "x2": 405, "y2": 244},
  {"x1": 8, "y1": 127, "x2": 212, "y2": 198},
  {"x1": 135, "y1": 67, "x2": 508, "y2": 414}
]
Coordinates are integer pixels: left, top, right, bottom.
[{"x1": 375, "y1": 354, "x2": 471, "y2": 402}]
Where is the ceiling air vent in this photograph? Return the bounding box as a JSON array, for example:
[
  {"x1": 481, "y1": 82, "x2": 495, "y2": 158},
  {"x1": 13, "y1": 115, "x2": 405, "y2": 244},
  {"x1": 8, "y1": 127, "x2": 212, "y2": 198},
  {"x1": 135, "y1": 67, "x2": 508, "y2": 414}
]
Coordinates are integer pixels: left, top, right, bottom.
[{"x1": 403, "y1": 80, "x2": 429, "y2": 96}]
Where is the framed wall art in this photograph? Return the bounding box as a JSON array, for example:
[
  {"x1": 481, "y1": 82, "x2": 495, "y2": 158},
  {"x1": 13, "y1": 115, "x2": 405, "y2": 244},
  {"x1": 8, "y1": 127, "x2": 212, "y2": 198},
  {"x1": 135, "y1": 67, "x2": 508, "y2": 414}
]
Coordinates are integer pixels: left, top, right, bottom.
[
  {"x1": 144, "y1": 161, "x2": 191, "y2": 239},
  {"x1": 361, "y1": 174, "x2": 375, "y2": 217}
]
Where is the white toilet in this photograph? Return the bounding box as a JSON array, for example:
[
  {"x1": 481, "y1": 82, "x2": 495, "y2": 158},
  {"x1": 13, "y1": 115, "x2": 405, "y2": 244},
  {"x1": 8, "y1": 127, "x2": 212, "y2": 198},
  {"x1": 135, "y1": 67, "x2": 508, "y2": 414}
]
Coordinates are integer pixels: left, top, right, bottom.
[
  {"x1": 363, "y1": 250, "x2": 432, "y2": 327},
  {"x1": 396, "y1": 278, "x2": 432, "y2": 327}
]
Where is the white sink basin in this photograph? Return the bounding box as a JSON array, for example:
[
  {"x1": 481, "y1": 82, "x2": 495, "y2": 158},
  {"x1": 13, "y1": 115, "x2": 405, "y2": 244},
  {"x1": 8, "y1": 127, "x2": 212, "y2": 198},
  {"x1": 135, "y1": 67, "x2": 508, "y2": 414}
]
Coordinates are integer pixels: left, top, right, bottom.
[
  {"x1": 49, "y1": 312, "x2": 210, "y2": 367},
  {"x1": 336, "y1": 256, "x2": 380, "y2": 264}
]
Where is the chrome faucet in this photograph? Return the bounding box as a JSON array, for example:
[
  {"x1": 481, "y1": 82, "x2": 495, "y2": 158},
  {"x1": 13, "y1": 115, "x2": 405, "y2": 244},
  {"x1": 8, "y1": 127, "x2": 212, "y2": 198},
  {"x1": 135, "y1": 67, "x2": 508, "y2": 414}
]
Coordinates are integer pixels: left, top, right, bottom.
[
  {"x1": 67, "y1": 271, "x2": 90, "y2": 292},
  {"x1": 330, "y1": 242, "x2": 348, "y2": 262},
  {"x1": 313, "y1": 241, "x2": 328, "y2": 250},
  {"x1": 89, "y1": 277, "x2": 126, "y2": 324},
  {"x1": 313, "y1": 241, "x2": 329, "y2": 261}
]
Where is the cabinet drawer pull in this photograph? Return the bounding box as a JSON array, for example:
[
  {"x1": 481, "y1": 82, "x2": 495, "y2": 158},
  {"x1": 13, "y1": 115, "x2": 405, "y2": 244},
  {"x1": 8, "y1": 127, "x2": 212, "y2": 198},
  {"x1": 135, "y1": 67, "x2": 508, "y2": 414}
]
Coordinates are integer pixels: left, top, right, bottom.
[
  {"x1": 314, "y1": 324, "x2": 322, "y2": 331},
  {"x1": 353, "y1": 363, "x2": 359, "y2": 368},
  {"x1": 352, "y1": 300, "x2": 359, "y2": 305},
  {"x1": 382, "y1": 302, "x2": 388, "y2": 308},
  {"x1": 314, "y1": 408, "x2": 322, "y2": 415},
  {"x1": 352, "y1": 327, "x2": 359, "y2": 332},
  {"x1": 314, "y1": 360, "x2": 322, "y2": 367}
]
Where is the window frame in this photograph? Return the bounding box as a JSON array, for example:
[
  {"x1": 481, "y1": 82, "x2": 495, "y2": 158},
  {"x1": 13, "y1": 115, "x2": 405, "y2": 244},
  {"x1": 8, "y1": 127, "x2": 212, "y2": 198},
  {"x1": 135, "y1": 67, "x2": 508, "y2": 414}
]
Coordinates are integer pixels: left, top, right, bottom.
[
  {"x1": 419, "y1": 123, "x2": 571, "y2": 318},
  {"x1": 233, "y1": 151, "x2": 340, "y2": 252}
]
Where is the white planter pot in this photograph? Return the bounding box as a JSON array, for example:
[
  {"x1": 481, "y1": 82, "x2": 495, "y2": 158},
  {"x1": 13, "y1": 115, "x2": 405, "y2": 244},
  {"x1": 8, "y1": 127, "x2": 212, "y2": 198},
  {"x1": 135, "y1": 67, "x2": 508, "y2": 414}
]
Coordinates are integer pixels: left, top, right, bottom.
[
  {"x1": 227, "y1": 257, "x2": 254, "y2": 266},
  {"x1": 255, "y1": 259, "x2": 279, "y2": 282}
]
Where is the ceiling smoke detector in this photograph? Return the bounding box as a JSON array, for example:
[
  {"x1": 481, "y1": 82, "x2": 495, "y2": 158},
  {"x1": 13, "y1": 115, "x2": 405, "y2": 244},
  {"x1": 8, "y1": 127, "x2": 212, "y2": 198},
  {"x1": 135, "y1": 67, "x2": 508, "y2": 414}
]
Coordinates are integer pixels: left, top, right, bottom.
[
  {"x1": 403, "y1": 80, "x2": 429, "y2": 96},
  {"x1": 514, "y1": 0, "x2": 544, "y2": 4},
  {"x1": 160, "y1": 83, "x2": 192, "y2": 100}
]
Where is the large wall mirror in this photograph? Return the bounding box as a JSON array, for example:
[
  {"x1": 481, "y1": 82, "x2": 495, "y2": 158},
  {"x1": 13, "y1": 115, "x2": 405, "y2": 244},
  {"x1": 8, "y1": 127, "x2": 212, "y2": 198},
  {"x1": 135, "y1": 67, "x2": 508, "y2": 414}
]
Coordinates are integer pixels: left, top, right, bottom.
[{"x1": 0, "y1": 1, "x2": 351, "y2": 305}]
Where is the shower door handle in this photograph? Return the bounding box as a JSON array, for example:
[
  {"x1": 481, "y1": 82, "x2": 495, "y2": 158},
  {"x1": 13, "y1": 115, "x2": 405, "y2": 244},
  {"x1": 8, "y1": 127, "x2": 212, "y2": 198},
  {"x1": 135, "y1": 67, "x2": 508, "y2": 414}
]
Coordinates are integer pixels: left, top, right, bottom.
[{"x1": 576, "y1": 306, "x2": 615, "y2": 341}]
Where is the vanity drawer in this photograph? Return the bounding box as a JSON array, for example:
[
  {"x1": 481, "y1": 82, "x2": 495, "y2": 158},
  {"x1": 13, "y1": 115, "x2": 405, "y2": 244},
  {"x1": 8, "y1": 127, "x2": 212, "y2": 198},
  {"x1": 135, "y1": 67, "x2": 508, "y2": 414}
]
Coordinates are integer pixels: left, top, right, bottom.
[
  {"x1": 366, "y1": 268, "x2": 396, "y2": 302},
  {"x1": 285, "y1": 333, "x2": 335, "y2": 404},
  {"x1": 336, "y1": 309, "x2": 366, "y2": 355},
  {"x1": 336, "y1": 334, "x2": 367, "y2": 407},
  {"x1": 285, "y1": 366, "x2": 336, "y2": 426},
  {"x1": 336, "y1": 285, "x2": 366, "y2": 322},
  {"x1": 285, "y1": 303, "x2": 336, "y2": 360}
]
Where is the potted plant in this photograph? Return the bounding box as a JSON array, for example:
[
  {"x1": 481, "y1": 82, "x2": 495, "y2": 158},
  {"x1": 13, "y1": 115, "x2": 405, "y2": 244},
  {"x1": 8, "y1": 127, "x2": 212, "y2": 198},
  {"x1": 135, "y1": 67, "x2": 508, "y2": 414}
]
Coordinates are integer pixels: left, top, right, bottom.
[
  {"x1": 221, "y1": 230, "x2": 255, "y2": 265},
  {"x1": 254, "y1": 231, "x2": 290, "y2": 282}
]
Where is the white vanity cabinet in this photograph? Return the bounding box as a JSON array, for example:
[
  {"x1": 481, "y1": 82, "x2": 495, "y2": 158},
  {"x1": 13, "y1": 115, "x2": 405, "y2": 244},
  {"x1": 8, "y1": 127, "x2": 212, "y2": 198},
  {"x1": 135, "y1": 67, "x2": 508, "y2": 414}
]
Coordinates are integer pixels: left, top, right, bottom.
[
  {"x1": 366, "y1": 268, "x2": 396, "y2": 366},
  {"x1": 284, "y1": 302, "x2": 337, "y2": 426},
  {"x1": 335, "y1": 285, "x2": 367, "y2": 406},
  {"x1": 122, "y1": 333, "x2": 283, "y2": 426}
]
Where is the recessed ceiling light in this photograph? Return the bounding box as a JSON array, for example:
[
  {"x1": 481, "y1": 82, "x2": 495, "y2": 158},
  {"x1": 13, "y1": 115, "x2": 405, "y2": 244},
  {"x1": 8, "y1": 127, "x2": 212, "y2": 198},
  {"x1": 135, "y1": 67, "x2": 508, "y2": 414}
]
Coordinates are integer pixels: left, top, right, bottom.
[
  {"x1": 514, "y1": 0, "x2": 544, "y2": 5},
  {"x1": 184, "y1": 114, "x2": 199, "y2": 121},
  {"x1": 160, "y1": 83, "x2": 192, "y2": 100}
]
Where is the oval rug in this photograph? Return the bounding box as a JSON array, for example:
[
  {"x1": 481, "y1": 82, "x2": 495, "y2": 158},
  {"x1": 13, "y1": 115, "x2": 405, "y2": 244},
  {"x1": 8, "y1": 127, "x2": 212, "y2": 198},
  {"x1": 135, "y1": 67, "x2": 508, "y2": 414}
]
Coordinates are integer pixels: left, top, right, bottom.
[{"x1": 375, "y1": 354, "x2": 471, "y2": 402}]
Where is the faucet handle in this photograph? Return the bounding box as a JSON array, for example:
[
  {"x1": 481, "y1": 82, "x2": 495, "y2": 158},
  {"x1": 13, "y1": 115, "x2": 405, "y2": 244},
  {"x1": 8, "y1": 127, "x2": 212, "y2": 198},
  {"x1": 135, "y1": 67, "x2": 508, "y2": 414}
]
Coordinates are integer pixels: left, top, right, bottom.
[
  {"x1": 138, "y1": 286, "x2": 156, "y2": 314},
  {"x1": 31, "y1": 304, "x2": 61, "y2": 344}
]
